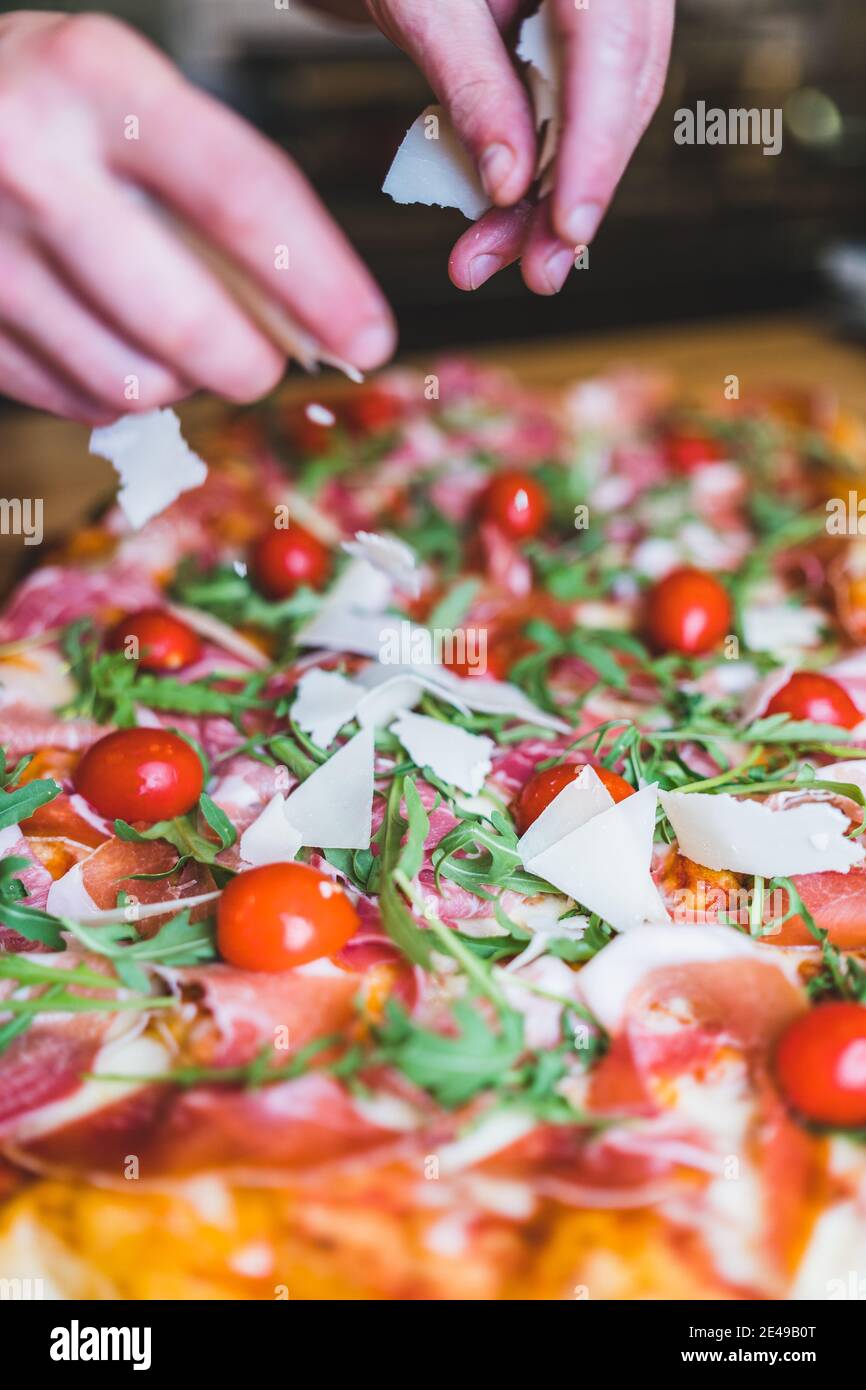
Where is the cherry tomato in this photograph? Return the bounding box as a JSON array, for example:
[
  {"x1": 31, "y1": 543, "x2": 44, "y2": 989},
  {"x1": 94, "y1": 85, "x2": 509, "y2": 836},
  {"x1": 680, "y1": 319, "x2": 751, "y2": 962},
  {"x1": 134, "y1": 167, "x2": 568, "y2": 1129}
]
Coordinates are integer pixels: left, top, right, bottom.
[
  {"x1": 775, "y1": 1002, "x2": 866, "y2": 1127},
  {"x1": 765, "y1": 672, "x2": 861, "y2": 730},
  {"x1": 445, "y1": 629, "x2": 535, "y2": 681},
  {"x1": 514, "y1": 761, "x2": 633, "y2": 834},
  {"x1": 665, "y1": 431, "x2": 725, "y2": 474},
  {"x1": 252, "y1": 525, "x2": 332, "y2": 598},
  {"x1": 285, "y1": 403, "x2": 340, "y2": 455},
  {"x1": 344, "y1": 386, "x2": 402, "y2": 435},
  {"x1": 646, "y1": 566, "x2": 732, "y2": 655},
  {"x1": 108, "y1": 608, "x2": 202, "y2": 673},
  {"x1": 217, "y1": 862, "x2": 359, "y2": 972},
  {"x1": 74, "y1": 729, "x2": 203, "y2": 824},
  {"x1": 481, "y1": 471, "x2": 549, "y2": 540}
]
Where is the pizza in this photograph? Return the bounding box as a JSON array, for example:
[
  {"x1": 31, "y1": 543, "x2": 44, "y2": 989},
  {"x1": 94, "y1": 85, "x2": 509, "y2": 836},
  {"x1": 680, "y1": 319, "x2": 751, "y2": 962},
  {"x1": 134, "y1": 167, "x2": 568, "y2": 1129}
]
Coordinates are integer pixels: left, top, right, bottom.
[{"x1": 1, "y1": 359, "x2": 866, "y2": 1301}]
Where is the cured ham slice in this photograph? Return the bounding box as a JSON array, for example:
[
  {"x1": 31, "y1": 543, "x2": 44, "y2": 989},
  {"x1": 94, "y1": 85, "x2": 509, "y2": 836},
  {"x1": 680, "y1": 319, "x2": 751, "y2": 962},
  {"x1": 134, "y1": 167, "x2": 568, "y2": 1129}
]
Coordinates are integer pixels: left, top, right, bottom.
[{"x1": 78, "y1": 839, "x2": 217, "y2": 931}]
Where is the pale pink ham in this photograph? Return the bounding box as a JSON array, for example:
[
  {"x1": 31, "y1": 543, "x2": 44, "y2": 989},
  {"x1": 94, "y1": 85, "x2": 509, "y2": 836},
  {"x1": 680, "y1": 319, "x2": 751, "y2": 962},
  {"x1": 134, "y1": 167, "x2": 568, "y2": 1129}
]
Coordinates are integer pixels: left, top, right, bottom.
[
  {"x1": 0, "y1": 563, "x2": 160, "y2": 640},
  {"x1": 0, "y1": 704, "x2": 107, "y2": 758},
  {"x1": 0, "y1": 830, "x2": 53, "y2": 952}
]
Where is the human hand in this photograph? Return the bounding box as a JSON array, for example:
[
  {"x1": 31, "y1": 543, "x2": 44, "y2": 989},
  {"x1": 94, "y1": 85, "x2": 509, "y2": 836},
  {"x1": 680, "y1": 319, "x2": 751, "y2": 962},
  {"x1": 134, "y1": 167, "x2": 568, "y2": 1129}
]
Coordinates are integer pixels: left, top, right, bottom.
[
  {"x1": 0, "y1": 11, "x2": 395, "y2": 422},
  {"x1": 366, "y1": 0, "x2": 675, "y2": 295}
]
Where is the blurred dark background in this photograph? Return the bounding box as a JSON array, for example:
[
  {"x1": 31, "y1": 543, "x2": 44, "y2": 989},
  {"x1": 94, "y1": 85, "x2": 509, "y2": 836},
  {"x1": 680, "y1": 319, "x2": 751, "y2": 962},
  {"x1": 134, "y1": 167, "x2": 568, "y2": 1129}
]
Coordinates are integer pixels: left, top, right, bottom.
[{"x1": 6, "y1": 0, "x2": 866, "y2": 353}]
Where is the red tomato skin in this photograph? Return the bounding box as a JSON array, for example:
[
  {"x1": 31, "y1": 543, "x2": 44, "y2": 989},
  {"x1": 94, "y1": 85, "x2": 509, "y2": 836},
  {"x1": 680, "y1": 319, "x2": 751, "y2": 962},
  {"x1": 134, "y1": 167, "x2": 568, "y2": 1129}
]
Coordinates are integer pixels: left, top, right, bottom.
[
  {"x1": 286, "y1": 404, "x2": 339, "y2": 455},
  {"x1": 775, "y1": 1002, "x2": 866, "y2": 1127},
  {"x1": 74, "y1": 729, "x2": 204, "y2": 824},
  {"x1": 217, "y1": 862, "x2": 360, "y2": 972},
  {"x1": 665, "y1": 432, "x2": 725, "y2": 474},
  {"x1": 481, "y1": 471, "x2": 549, "y2": 540},
  {"x1": 766, "y1": 672, "x2": 861, "y2": 731},
  {"x1": 445, "y1": 630, "x2": 533, "y2": 682},
  {"x1": 252, "y1": 525, "x2": 331, "y2": 599},
  {"x1": 108, "y1": 608, "x2": 202, "y2": 673},
  {"x1": 345, "y1": 387, "x2": 402, "y2": 435},
  {"x1": 514, "y1": 762, "x2": 633, "y2": 835},
  {"x1": 646, "y1": 567, "x2": 732, "y2": 655}
]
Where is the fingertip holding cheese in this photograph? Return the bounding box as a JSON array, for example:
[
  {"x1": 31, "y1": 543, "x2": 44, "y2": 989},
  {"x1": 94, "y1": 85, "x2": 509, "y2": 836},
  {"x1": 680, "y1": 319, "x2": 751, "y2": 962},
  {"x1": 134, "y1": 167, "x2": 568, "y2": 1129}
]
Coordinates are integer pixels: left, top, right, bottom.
[
  {"x1": 89, "y1": 409, "x2": 208, "y2": 531},
  {"x1": 383, "y1": 2, "x2": 561, "y2": 221}
]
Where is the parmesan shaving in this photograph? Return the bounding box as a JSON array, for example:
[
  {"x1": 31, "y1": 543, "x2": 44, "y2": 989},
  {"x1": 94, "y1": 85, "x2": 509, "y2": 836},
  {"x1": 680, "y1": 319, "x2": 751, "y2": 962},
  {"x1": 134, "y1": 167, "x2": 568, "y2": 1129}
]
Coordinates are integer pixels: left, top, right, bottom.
[
  {"x1": 390, "y1": 710, "x2": 494, "y2": 794},
  {"x1": 89, "y1": 409, "x2": 208, "y2": 530}
]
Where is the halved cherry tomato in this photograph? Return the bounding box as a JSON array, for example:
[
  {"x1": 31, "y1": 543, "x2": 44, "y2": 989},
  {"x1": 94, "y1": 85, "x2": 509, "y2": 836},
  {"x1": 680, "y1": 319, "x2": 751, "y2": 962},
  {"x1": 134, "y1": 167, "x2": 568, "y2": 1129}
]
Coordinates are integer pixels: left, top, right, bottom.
[
  {"x1": 74, "y1": 729, "x2": 203, "y2": 824},
  {"x1": 344, "y1": 386, "x2": 402, "y2": 435},
  {"x1": 108, "y1": 608, "x2": 202, "y2": 673},
  {"x1": 514, "y1": 761, "x2": 633, "y2": 834},
  {"x1": 775, "y1": 1002, "x2": 866, "y2": 1127},
  {"x1": 765, "y1": 672, "x2": 861, "y2": 730},
  {"x1": 481, "y1": 471, "x2": 549, "y2": 540},
  {"x1": 664, "y1": 431, "x2": 725, "y2": 474},
  {"x1": 252, "y1": 525, "x2": 331, "y2": 598},
  {"x1": 646, "y1": 566, "x2": 732, "y2": 655},
  {"x1": 217, "y1": 862, "x2": 359, "y2": 972}
]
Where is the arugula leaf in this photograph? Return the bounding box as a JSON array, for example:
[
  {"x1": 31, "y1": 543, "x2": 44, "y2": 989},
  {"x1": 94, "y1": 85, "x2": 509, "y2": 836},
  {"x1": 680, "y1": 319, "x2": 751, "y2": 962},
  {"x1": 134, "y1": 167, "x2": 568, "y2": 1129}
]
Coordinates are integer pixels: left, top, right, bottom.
[
  {"x1": 374, "y1": 775, "x2": 434, "y2": 967},
  {"x1": 426, "y1": 578, "x2": 480, "y2": 633},
  {"x1": 171, "y1": 561, "x2": 320, "y2": 633},
  {"x1": 114, "y1": 792, "x2": 237, "y2": 878},
  {"x1": 375, "y1": 997, "x2": 525, "y2": 1107},
  {"x1": 63, "y1": 909, "x2": 217, "y2": 992},
  {"x1": 0, "y1": 855, "x2": 65, "y2": 948},
  {"x1": 0, "y1": 777, "x2": 60, "y2": 831}
]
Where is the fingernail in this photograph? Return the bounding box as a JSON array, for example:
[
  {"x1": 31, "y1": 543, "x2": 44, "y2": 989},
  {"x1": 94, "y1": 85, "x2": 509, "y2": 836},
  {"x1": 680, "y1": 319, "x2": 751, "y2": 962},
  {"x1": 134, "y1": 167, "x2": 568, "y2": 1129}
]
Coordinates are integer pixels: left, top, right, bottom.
[
  {"x1": 562, "y1": 200, "x2": 603, "y2": 247},
  {"x1": 346, "y1": 318, "x2": 395, "y2": 370},
  {"x1": 468, "y1": 254, "x2": 505, "y2": 290},
  {"x1": 542, "y1": 246, "x2": 575, "y2": 295},
  {"x1": 480, "y1": 143, "x2": 515, "y2": 200}
]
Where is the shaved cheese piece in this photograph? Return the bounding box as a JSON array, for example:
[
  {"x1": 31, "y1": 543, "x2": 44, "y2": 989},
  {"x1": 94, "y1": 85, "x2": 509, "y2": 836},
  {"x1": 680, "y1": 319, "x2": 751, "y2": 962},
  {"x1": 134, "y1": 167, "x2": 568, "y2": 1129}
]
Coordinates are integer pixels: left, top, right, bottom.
[
  {"x1": 165, "y1": 601, "x2": 269, "y2": 670},
  {"x1": 356, "y1": 671, "x2": 459, "y2": 728},
  {"x1": 524, "y1": 785, "x2": 669, "y2": 932},
  {"x1": 282, "y1": 727, "x2": 374, "y2": 850},
  {"x1": 325, "y1": 557, "x2": 393, "y2": 614},
  {"x1": 0, "y1": 647, "x2": 75, "y2": 709},
  {"x1": 342, "y1": 531, "x2": 421, "y2": 598},
  {"x1": 578, "y1": 922, "x2": 790, "y2": 1033},
  {"x1": 517, "y1": 765, "x2": 614, "y2": 863},
  {"x1": 390, "y1": 710, "x2": 494, "y2": 794},
  {"x1": 383, "y1": 105, "x2": 490, "y2": 221},
  {"x1": 292, "y1": 667, "x2": 363, "y2": 748},
  {"x1": 295, "y1": 605, "x2": 391, "y2": 658},
  {"x1": 90, "y1": 409, "x2": 207, "y2": 529},
  {"x1": 46, "y1": 861, "x2": 99, "y2": 919},
  {"x1": 516, "y1": 0, "x2": 557, "y2": 84},
  {"x1": 239, "y1": 792, "x2": 303, "y2": 867},
  {"x1": 431, "y1": 666, "x2": 570, "y2": 734},
  {"x1": 742, "y1": 603, "x2": 826, "y2": 654},
  {"x1": 659, "y1": 789, "x2": 865, "y2": 877},
  {"x1": 819, "y1": 760, "x2": 866, "y2": 798},
  {"x1": 0, "y1": 822, "x2": 21, "y2": 854},
  {"x1": 516, "y1": 0, "x2": 561, "y2": 181}
]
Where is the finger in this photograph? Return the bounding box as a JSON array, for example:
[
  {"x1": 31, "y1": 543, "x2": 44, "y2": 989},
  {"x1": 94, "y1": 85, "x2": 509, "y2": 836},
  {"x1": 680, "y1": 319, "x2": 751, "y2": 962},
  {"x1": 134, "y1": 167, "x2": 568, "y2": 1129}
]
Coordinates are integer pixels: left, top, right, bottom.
[
  {"x1": 369, "y1": 0, "x2": 537, "y2": 205},
  {"x1": 27, "y1": 169, "x2": 287, "y2": 403},
  {"x1": 0, "y1": 231, "x2": 191, "y2": 414},
  {"x1": 519, "y1": 198, "x2": 575, "y2": 297},
  {"x1": 449, "y1": 200, "x2": 533, "y2": 290},
  {"x1": 0, "y1": 327, "x2": 115, "y2": 424},
  {"x1": 551, "y1": 0, "x2": 674, "y2": 247},
  {"x1": 113, "y1": 81, "x2": 396, "y2": 371}
]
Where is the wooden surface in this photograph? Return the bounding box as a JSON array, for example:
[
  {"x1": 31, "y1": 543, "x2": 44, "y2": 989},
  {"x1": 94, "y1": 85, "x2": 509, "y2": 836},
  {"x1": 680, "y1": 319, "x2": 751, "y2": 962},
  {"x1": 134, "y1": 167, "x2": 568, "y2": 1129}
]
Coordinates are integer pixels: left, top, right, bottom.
[{"x1": 1, "y1": 312, "x2": 864, "y2": 592}]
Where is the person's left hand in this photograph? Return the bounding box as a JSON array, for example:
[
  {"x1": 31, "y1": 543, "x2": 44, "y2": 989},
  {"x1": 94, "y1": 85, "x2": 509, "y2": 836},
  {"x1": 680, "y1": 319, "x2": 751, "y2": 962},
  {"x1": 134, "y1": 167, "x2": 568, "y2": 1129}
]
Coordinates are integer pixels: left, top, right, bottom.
[{"x1": 364, "y1": 0, "x2": 675, "y2": 295}]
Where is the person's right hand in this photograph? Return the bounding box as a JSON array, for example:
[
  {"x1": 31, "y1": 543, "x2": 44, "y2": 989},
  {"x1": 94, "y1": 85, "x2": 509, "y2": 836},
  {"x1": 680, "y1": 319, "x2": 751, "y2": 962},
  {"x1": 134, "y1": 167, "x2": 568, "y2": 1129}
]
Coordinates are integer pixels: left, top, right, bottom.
[{"x1": 0, "y1": 11, "x2": 395, "y2": 422}]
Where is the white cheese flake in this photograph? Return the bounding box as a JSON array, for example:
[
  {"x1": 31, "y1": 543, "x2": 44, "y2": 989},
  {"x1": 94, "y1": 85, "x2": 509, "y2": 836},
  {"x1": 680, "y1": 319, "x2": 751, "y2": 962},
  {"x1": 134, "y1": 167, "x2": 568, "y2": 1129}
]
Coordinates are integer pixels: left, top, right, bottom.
[
  {"x1": 90, "y1": 409, "x2": 207, "y2": 529},
  {"x1": 516, "y1": 764, "x2": 613, "y2": 864},
  {"x1": 383, "y1": 105, "x2": 490, "y2": 221},
  {"x1": 282, "y1": 727, "x2": 374, "y2": 850},
  {"x1": 292, "y1": 667, "x2": 364, "y2": 749},
  {"x1": 659, "y1": 789, "x2": 865, "y2": 877},
  {"x1": 390, "y1": 710, "x2": 494, "y2": 794},
  {"x1": 239, "y1": 793, "x2": 303, "y2": 867},
  {"x1": 342, "y1": 531, "x2": 421, "y2": 599},
  {"x1": 523, "y1": 784, "x2": 670, "y2": 932}
]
